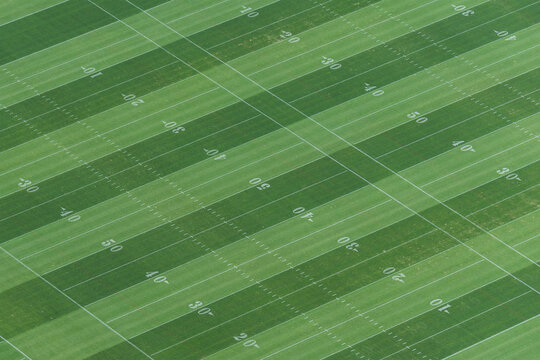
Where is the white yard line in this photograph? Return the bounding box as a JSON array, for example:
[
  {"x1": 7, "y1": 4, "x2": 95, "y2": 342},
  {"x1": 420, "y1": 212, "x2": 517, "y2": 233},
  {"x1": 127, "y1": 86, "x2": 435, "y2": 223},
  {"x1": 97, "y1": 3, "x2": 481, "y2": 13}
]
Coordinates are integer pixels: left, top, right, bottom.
[
  {"x1": 262, "y1": 260, "x2": 483, "y2": 359},
  {"x1": 21, "y1": 142, "x2": 303, "y2": 261},
  {"x1": 375, "y1": 90, "x2": 539, "y2": 159},
  {"x1": 166, "y1": 0, "x2": 233, "y2": 24},
  {"x1": 109, "y1": 0, "x2": 540, "y2": 297},
  {"x1": 318, "y1": 273, "x2": 512, "y2": 360},
  {"x1": 420, "y1": 136, "x2": 538, "y2": 188},
  {"x1": 0, "y1": 59, "x2": 179, "y2": 135},
  {"x1": 247, "y1": 0, "x2": 441, "y2": 76},
  {"x1": 441, "y1": 314, "x2": 540, "y2": 359},
  {"x1": 61, "y1": 170, "x2": 347, "y2": 291},
  {"x1": 466, "y1": 184, "x2": 540, "y2": 217},
  {"x1": 333, "y1": 43, "x2": 539, "y2": 131},
  {"x1": 0, "y1": 247, "x2": 154, "y2": 359},
  {"x1": 0, "y1": 335, "x2": 32, "y2": 360},
  {"x1": 515, "y1": 234, "x2": 540, "y2": 247},
  {"x1": 104, "y1": 200, "x2": 393, "y2": 321},
  {"x1": 0, "y1": 0, "x2": 70, "y2": 27},
  {"x1": 149, "y1": 229, "x2": 441, "y2": 354},
  {"x1": 0, "y1": 34, "x2": 140, "y2": 92},
  {"x1": 381, "y1": 291, "x2": 533, "y2": 360},
  {"x1": 0, "y1": 112, "x2": 259, "y2": 218},
  {"x1": 206, "y1": 1, "x2": 333, "y2": 50},
  {"x1": 0, "y1": 87, "x2": 221, "y2": 179}
]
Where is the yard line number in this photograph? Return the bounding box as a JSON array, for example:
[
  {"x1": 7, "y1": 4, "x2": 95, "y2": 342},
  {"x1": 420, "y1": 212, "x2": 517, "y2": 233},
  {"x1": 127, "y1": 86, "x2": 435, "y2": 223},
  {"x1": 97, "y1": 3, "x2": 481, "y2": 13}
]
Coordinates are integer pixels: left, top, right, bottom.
[
  {"x1": 494, "y1": 30, "x2": 516, "y2": 41},
  {"x1": 240, "y1": 5, "x2": 259, "y2": 17},
  {"x1": 322, "y1": 56, "x2": 342, "y2": 70},
  {"x1": 337, "y1": 236, "x2": 360, "y2": 253},
  {"x1": 408, "y1": 111, "x2": 428, "y2": 124},
  {"x1": 122, "y1": 93, "x2": 144, "y2": 106},
  {"x1": 81, "y1": 66, "x2": 103, "y2": 79},
  {"x1": 60, "y1": 207, "x2": 80, "y2": 222},
  {"x1": 162, "y1": 121, "x2": 185, "y2": 134},
  {"x1": 102, "y1": 239, "x2": 123, "y2": 252},
  {"x1": 364, "y1": 83, "x2": 384, "y2": 96},
  {"x1": 145, "y1": 271, "x2": 169, "y2": 285},
  {"x1": 497, "y1": 168, "x2": 521, "y2": 181},
  {"x1": 293, "y1": 207, "x2": 314, "y2": 222},
  {"x1": 430, "y1": 298, "x2": 451, "y2": 314},
  {"x1": 249, "y1": 177, "x2": 271, "y2": 190},
  {"x1": 280, "y1": 30, "x2": 300, "y2": 43},
  {"x1": 204, "y1": 148, "x2": 227, "y2": 160},
  {"x1": 18, "y1": 178, "x2": 39, "y2": 192},
  {"x1": 452, "y1": 140, "x2": 475, "y2": 152},
  {"x1": 384, "y1": 267, "x2": 406, "y2": 284},
  {"x1": 234, "y1": 333, "x2": 260, "y2": 349},
  {"x1": 189, "y1": 301, "x2": 214, "y2": 316}
]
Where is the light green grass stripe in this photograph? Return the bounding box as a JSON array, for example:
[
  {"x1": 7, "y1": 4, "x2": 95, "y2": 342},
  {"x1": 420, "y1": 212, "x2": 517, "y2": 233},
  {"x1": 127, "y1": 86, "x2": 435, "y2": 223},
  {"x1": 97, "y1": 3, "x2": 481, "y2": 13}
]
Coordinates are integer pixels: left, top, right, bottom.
[{"x1": 207, "y1": 254, "x2": 497, "y2": 360}]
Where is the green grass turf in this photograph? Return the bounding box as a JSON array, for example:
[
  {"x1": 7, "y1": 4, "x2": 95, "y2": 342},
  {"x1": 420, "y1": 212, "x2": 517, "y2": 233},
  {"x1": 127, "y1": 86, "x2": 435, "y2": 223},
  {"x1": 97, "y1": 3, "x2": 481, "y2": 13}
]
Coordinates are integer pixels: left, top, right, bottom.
[{"x1": 0, "y1": 0, "x2": 538, "y2": 359}]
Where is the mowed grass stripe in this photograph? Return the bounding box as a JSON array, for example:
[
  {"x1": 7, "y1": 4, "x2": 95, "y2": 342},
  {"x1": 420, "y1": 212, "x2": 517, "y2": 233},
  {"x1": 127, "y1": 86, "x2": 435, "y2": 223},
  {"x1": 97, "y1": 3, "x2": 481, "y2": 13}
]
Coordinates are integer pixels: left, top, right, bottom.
[
  {"x1": 0, "y1": 0, "x2": 171, "y2": 66},
  {"x1": 0, "y1": 0, "x2": 379, "y2": 150},
  {"x1": 324, "y1": 272, "x2": 538, "y2": 360},
  {"x1": 274, "y1": 0, "x2": 537, "y2": 106},
  {"x1": 0, "y1": 69, "x2": 535, "y2": 280},
  {"x1": 9, "y1": 111, "x2": 538, "y2": 290},
  {"x1": 84, "y1": 160, "x2": 539, "y2": 358},
  {"x1": 1, "y1": 11, "x2": 536, "y2": 243},
  {"x1": 4, "y1": 151, "x2": 532, "y2": 340}
]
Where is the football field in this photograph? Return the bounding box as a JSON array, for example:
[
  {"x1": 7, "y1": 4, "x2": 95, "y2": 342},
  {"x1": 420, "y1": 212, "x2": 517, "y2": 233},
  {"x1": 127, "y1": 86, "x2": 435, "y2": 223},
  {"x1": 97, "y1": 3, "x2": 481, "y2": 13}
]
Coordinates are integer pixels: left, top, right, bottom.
[{"x1": 0, "y1": 0, "x2": 539, "y2": 359}]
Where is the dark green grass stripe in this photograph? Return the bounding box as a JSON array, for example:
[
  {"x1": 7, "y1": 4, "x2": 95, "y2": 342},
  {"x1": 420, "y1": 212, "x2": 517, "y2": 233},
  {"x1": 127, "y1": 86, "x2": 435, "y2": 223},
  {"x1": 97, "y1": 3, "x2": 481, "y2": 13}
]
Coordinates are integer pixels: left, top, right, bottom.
[
  {"x1": 275, "y1": 0, "x2": 537, "y2": 103},
  {"x1": 377, "y1": 92, "x2": 540, "y2": 171},
  {"x1": 447, "y1": 161, "x2": 540, "y2": 215},
  {"x1": 0, "y1": 278, "x2": 78, "y2": 338},
  {"x1": 94, "y1": 162, "x2": 539, "y2": 357},
  {"x1": 394, "y1": 291, "x2": 539, "y2": 359},
  {"x1": 0, "y1": 103, "x2": 260, "y2": 221},
  {"x1": 1, "y1": 53, "x2": 534, "y2": 247},
  {"x1": 0, "y1": 115, "x2": 281, "y2": 241},
  {"x1": 0, "y1": 0, "x2": 377, "y2": 149},
  {"x1": 326, "y1": 271, "x2": 537, "y2": 360},
  {"x1": 288, "y1": 1, "x2": 539, "y2": 114},
  {"x1": 135, "y1": 227, "x2": 456, "y2": 358},
  {"x1": 20, "y1": 132, "x2": 540, "y2": 301},
  {"x1": 42, "y1": 157, "x2": 348, "y2": 288},
  {"x1": 0, "y1": 0, "x2": 171, "y2": 66},
  {"x1": 360, "y1": 71, "x2": 540, "y2": 157},
  {"x1": 49, "y1": 169, "x2": 367, "y2": 304},
  {"x1": 468, "y1": 185, "x2": 540, "y2": 229}
]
